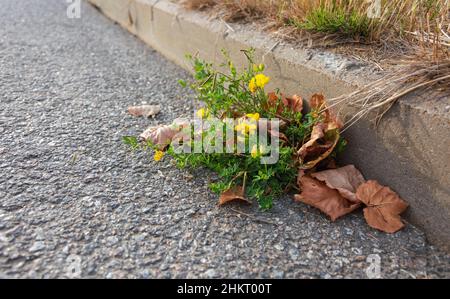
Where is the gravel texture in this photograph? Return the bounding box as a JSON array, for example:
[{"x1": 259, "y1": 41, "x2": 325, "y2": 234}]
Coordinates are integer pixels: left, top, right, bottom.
[{"x1": 0, "y1": 0, "x2": 449, "y2": 279}]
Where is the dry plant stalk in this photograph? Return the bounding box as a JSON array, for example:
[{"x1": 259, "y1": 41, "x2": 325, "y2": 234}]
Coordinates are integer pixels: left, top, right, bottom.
[
  {"x1": 180, "y1": 0, "x2": 449, "y2": 123},
  {"x1": 327, "y1": 60, "x2": 450, "y2": 131}
]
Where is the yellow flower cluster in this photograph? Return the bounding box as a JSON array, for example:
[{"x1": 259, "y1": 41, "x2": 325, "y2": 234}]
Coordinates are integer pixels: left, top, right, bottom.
[
  {"x1": 251, "y1": 144, "x2": 266, "y2": 158},
  {"x1": 235, "y1": 120, "x2": 257, "y2": 135},
  {"x1": 196, "y1": 108, "x2": 208, "y2": 118},
  {"x1": 248, "y1": 74, "x2": 270, "y2": 93},
  {"x1": 153, "y1": 150, "x2": 165, "y2": 162},
  {"x1": 246, "y1": 113, "x2": 260, "y2": 121},
  {"x1": 235, "y1": 113, "x2": 260, "y2": 136}
]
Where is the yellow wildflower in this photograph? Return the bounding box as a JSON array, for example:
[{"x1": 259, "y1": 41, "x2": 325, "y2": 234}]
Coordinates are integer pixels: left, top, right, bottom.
[
  {"x1": 248, "y1": 78, "x2": 257, "y2": 93},
  {"x1": 250, "y1": 144, "x2": 266, "y2": 158},
  {"x1": 248, "y1": 74, "x2": 270, "y2": 93},
  {"x1": 153, "y1": 150, "x2": 165, "y2": 162},
  {"x1": 246, "y1": 113, "x2": 260, "y2": 121},
  {"x1": 235, "y1": 120, "x2": 257, "y2": 135},
  {"x1": 196, "y1": 108, "x2": 208, "y2": 118},
  {"x1": 251, "y1": 145, "x2": 258, "y2": 158}
]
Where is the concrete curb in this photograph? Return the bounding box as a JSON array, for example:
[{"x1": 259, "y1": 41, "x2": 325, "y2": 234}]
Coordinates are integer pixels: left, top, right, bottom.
[{"x1": 88, "y1": 0, "x2": 450, "y2": 250}]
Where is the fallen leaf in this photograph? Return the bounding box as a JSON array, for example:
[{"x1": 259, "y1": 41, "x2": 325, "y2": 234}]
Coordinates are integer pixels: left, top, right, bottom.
[
  {"x1": 219, "y1": 185, "x2": 250, "y2": 206},
  {"x1": 282, "y1": 94, "x2": 303, "y2": 113},
  {"x1": 266, "y1": 92, "x2": 283, "y2": 114},
  {"x1": 265, "y1": 92, "x2": 303, "y2": 114},
  {"x1": 128, "y1": 104, "x2": 161, "y2": 117},
  {"x1": 356, "y1": 180, "x2": 408, "y2": 233},
  {"x1": 140, "y1": 118, "x2": 189, "y2": 150},
  {"x1": 295, "y1": 176, "x2": 360, "y2": 221},
  {"x1": 297, "y1": 123, "x2": 340, "y2": 170},
  {"x1": 311, "y1": 165, "x2": 365, "y2": 203},
  {"x1": 309, "y1": 93, "x2": 327, "y2": 111},
  {"x1": 140, "y1": 125, "x2": 178, "y2": 149},
  {"x1": 300, "y1": 122, "x2": 325, "y2": 152},
  {"x1": 309, "y1": 93, "x2": 342, "y2": 130}
]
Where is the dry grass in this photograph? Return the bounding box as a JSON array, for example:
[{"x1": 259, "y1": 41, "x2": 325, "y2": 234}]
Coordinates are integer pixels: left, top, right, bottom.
[
  {"x1": 328, "y1": 60, "x2": 450, "y2": 130},
  {"x1": 180, "y1": 0, "x2": 449, "y2": 125},
  {"x1": 180, "y1": 0, "x2": 449, "y2": 59}
]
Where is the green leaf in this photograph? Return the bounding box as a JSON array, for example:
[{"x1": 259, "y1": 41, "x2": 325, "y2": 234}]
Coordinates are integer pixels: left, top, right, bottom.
[
  {"x1": 178, "y1": 79, "x2": 187, "y2": 88},
  {"x1": 122, "y1": 136, "x2": 139, "y2": 149}
]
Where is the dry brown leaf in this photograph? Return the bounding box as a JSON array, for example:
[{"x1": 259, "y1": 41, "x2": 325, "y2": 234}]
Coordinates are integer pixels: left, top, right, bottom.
[
  {"x1": 218, "y1": 186, "x2": 250, "y2": 206},
  {"x1": 128, "y1": 104, "x2": 161, "y2": 117},
  {"x1": 265, "y1": 92, "x2": 303, "y2": 114},
  {"x1": 295, "y1": 176, "x2": 360, "y2": 221},
  {"x1": 311, "y1": 165, "x2": 365, "y2": 203},
  {"x1": 140, "y1": 119, "x2": 189, "y2": 150},
  {"x1": 298, "y1": 122, "x2": 326, "y2": 157},
  {"x1": 297, "y1": 124, "x2": 340, "y2": 170},
  {"x1": 296, "y1": 94, "x2": 343, "y2": 169},
  {"x1": 309, "y1": 93, "x2": 343, "y2": 130},
  {"x1": 309, "y1": 93, "x2": 327, "y2": 111},
  {"x1": 266, "y1": 92, "x2": 283, "y2": 114},
  {"x1": 282, "y1": 94, "x2": 303, "y2": 113},
  {"x1": 356, "y1": 180, "x2": 408, "y2": 233}
]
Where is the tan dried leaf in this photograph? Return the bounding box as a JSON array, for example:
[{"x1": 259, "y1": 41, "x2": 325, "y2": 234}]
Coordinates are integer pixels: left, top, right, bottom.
[
  {"x1": 128, "y1": 105, "x2": 161, "y2": 118},
  {"x1": 265, "y1": 92, "x2": 303, "y2": 114},
  {"x1": 311, "y1": 165, "x2": 365, "y2": 203},
  {"x1": 140, "y1": 118, "x2": 189, "y2": 150},
  {"x1": 218, "y1": 186, "x2": 250, "y2": 206},
  {"x1": 309, "y1": 93, "x2": 343, "y2": 130},
  {"x1": 356, "y1": 180, "x2": 409, "y2": 233},
  {"x1": 297, "y1": 124, "x2": 340, "y2": 170},
  {"x1": 295, "y1": 176, "x2": 360, "y2": 221},
  {"x1": 282, "y1": 94, "x2": 303, "y2": 113}
]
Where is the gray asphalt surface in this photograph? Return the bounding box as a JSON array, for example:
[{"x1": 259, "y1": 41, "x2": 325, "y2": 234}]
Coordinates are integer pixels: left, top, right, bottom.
[{"x1": 0, "y1": 0, "x2": 449, "y2": 278}]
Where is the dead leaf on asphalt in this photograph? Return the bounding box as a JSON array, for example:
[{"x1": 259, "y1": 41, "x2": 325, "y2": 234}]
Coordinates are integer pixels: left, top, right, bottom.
[
  {"x1": 311, "y1": 165, "x2": 365, "y2": 203},
  {"x1": 295, "y1": 175, "x2": 361, "y2": 221},
  {"x1": 219, "y1": 185, "x2": 251, "y2": 206},
  {"x1": 128, "y1": 104, "x2": 161, "y2": 117},
  {"x1": 140, "y1": 118, "x2": 190, "y2": 150},
  {"x1": 356, "y1": 180, "x2": 408, "y2": 233}
]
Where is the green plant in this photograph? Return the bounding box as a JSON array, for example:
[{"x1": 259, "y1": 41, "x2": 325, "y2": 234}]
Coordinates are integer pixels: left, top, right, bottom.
[
  {"x1": 123, "y1": 48, "x2": 414, "y2": 234},
  {"x1": 182, "y1": 0, "x2": 450, "y2": 59},
  {"x1": 293, "y1": 6, "x2": 371, "y2": 37},
  {"x1": 161, "y1": 50, "x2": 343, "y2": 209}
]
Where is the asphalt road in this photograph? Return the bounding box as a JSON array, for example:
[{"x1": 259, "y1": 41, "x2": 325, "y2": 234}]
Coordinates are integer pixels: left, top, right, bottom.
[{"x1": 0, "y1": 0, "x2": 449, "y2": 278}]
